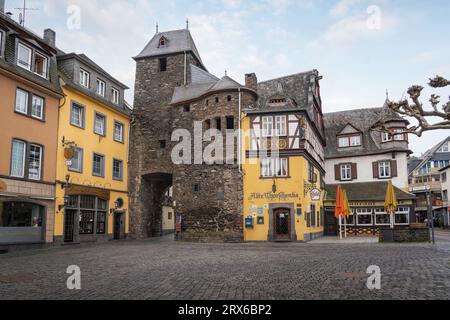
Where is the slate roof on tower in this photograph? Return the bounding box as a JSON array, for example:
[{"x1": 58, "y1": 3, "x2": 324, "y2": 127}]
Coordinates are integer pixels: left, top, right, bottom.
[{"x1": 134, "y1": 29, "x2": 205, "y2": 68}]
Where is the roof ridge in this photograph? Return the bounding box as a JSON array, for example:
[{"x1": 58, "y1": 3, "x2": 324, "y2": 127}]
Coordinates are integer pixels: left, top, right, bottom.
[{"x1": 258, "y1": 69, "x2": 317, "y2": 84}]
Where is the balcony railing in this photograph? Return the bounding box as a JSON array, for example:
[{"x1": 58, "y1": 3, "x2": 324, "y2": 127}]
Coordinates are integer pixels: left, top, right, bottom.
[{"x1": 408, "y1": 181, "x2": 442, "y2": 193}]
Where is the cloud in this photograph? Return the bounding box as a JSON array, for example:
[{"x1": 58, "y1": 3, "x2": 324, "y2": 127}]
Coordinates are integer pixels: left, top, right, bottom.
[
  {"x1": 307, "y1": 12, "x2": 395, "y2": 48},
  {"x1": 329, "y1": 0, "x2": 362, "y2": 17}
]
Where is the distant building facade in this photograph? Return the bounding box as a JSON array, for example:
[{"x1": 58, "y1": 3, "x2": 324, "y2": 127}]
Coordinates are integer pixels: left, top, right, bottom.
[
  {"x1": 323, "y1": 107, "x2": 415, "y2": 236},
  {"x1": 439, "y1": 165, "x2": 450, "y2": 228},
  {"x1": 408, "y1": 137, "x2": 450, "y2": 224}
]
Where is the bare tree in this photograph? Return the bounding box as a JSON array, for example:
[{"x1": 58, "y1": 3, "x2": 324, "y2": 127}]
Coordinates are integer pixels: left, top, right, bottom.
[{"x1": 386, "y1": 76, "x2": 450, "y2": 137}]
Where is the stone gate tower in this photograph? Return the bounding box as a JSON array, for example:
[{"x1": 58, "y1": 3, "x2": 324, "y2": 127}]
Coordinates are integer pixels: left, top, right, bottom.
[{"x1": 130, "y1": 28, "x2": 257, "y2": 241}]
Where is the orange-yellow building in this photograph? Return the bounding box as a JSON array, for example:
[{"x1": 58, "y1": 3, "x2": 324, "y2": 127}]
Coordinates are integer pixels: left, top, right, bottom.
[
  {"x1": 53, "y1": 53, "x2": 131, "y2": 244},
  {"x1": 242, "y1": 70, "x2": 326, "y2": 241}
]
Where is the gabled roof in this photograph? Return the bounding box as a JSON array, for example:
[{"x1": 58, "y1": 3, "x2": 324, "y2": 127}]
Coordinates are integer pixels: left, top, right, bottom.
[
  {"x1": 408, "y1": 136, "x2": 450, "y2": 175},
  {"x1": 324, "y1": 107, "x2": 410, "y2": 159},
  {"x1": 134, "y1": 29, "x2": 204, "y2": 68}
]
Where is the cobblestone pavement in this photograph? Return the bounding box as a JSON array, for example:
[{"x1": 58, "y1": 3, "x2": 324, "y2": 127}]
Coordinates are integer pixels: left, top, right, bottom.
[{"x1": 0, "y1": 238, "x2": 449, "y2": 300}]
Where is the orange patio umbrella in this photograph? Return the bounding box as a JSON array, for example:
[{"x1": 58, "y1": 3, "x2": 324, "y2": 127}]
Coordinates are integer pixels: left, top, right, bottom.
[{"x1": 384, "y1": 180, "x2": 398, "y2": 229}]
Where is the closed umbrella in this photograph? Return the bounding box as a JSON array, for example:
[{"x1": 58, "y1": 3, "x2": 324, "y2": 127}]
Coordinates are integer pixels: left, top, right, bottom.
[
  {"x1": 335, "y1": 185, "x2": 344, "y2": 240},
  {"x1": 343, "y1": 189, "x2": 351, "y2": 238},
  {"x1": 384, "y1": 180, "x2": 398, "y2": 229}
]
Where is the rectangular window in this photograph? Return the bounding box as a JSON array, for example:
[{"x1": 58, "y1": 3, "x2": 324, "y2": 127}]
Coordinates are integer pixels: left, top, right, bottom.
[
  {"x1": 92, "y1": 153, "x2": 105, "y2": 177},
  {"x1": 112, "y1": 88, "x2": 120, "y2": 104},
  {"x1": 438, "y1": 142, "x2": 449, "y2": 152},
  {"x1": 226, "y1": 116, "x2": 234, "y2": 130},
  {"x1": 79, "y1": 211, "x2": 94, "y2": 234},
  {"x1": 356, "y1": 208, "x2": 373, "y2": 226},
  {"x1": 70, "y1": 102, "x2": 85, "y2": 128},
  {"x1": 94, "y1": 113, "x2": 106, "y2": 136},
  {"x1": 159, "y1": 57, "x2": 167, "y2": 72},
  {"x1": 10, "y1": 140, "x2": 26, "y2": 178},
  {"x1": 393, "y1": 129, "x2": 405, "y2": 141},
  {"x1": 338, "y1": 136, "x2": 349, "y2": 148},
  {"x1": 261, "y1": 158, "x2": 288, "y2": 178},
  {"x1": 28, "y1": 144, "x2": 42, "y2": 180},
  {"x1": 345, "y1": 210, "x2": 355, "y2": 226},
  {"x1": 311, "y1": 204, "x2": 316, "y2": 227},
  {"x1": 308, "y1": 162, "x2": 315, "y2": 182},
  {"x1": 379, "y1": 161, "x2": 391, "y2": 178},
  {"x1": 113, "y1": 159, "x2": 123, "y2": 181},
  {"x1": 15, "y1": 88, "x2": 29, "y2": 114},
  {"x1": 442, "y1": 172, "x2": 447, "y2": 183},
  {"x1": 96, "y1": 79, "x2": 106, "y2": 97},
  {"x1": 443, "y1": 190, "x2": 448, "y2": 201},
  {"x1": 68, "y1": 148, "x2": 83, "y2": 173},
  {"x1": 340, "y1": 164, "x2": 352, "y2": 181},
  {"x1": 114, "y1": 121, "x2": 125, "y2": 143},
  {"x1": 33, "y1": 52, "x2": 48, "y2": 78},
  {"x1": 374, "y1": 208, "x2": 390, "y2": 226},
  {"x1": 79, "y1": 68, "x2": 90, "y2": 88},
  {"x1": 382, "y1": 132, "x2": 392, "y2": 142},
  {"x1": 31, "y1": 95, "x2": 44, "y2": 120},
  {"x1": 350, "y1": 135, "x2": 361, "y2": 146},
  {"x1": 96, "y1": 211, "x2": 106, "y2": 234},
  {"x1": 215, "y1": 117, "x2": 222, "y2": 131},
  {"x1": 275, "y1": 115, "x2": 287, "y2": 136},
  {"x1": 262, "y1": 116, "x2": 273, "y2": 137},
  {"x1": 395, "y1": 207, "x2": 410, "y2": 225},
  {"x1": 17, "y1": 43, "x2": 32, "y2": 70}
]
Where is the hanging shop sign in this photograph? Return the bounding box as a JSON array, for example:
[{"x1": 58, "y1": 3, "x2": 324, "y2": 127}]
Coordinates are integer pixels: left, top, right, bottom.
[{"x1": 310, "y1": 189, "x2": 321, "y2": 201}]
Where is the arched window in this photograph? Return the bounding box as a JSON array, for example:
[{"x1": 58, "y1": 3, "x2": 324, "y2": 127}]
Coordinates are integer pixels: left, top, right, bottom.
[{"x1": 159, "y1": 37, "x2": 166, "y2": 46}]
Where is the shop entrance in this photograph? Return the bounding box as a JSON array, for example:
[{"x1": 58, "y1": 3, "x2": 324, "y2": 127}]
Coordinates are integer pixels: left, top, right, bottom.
[
  {"x1": 64, "y1": 209, "x2": 76, "y2": 242},
  {"x1": 113, "y1": 211, "x2": 125, "y2": 240},
  {"x1": 273, "y1": 208, "x2": 291, "y2": 241},
  {"x1": 324, "y1": 210, "x2": 338, "y2": 236}
]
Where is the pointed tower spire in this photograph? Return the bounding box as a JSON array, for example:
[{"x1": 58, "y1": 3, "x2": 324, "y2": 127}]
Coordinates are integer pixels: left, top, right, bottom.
[
  {"x1": 225, "y1": 70, "x2": 227, "y2": 77},
  {"x1": 385, "y1": 89, "x2": 390, "y2": 102},
  {"x1": 156, "y1": 22, "x2": 159, "y2": 33},
  {"x1": 186, "y1": 18, "x2": 189, "y2": 30}
]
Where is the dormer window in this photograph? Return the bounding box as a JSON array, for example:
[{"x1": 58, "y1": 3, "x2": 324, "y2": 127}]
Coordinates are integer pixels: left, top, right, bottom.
[
  {"x1": 338, "y1": 134, "x2": 361, "y2": 148},
  {"x1": 381, "y1": 128, "x2": 407, "y2": 142},
  {"x1": 16, "y1": 43, "x2": 48, "y2": 78},
  {"x1": 159, "y1": 36, "x2": 167, "y2": 47}
]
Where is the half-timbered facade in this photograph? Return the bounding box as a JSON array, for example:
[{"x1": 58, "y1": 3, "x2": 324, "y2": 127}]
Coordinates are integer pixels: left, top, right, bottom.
[{"x1": 242, "y1": 70, "x2": 326, "y2": 242}]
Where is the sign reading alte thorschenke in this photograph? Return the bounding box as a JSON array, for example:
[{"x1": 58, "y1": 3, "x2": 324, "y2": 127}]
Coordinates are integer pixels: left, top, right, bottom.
[{"x1": 248, "y1": 192, "x2": 300, "y2": 201}]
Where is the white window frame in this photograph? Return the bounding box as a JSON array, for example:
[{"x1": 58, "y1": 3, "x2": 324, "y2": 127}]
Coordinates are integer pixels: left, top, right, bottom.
[
  {"x1": 15, "y1": 88, "x2": 29, "y2": 115},
  {"x1": 261, "y1": 116, "x2": 273, "y2": 137},
  {"x1": 274, "y1": 115, "x2": 287, "y2": 137},
  {"x1": 379, "y1": 161, "x2": 391, "y2": 178},
  {"x1": 68, "y1": 148, "x2": 83, "y2": 173},
  {"x1": 94, "y1": 112, "x2": 106, "y2": 136},
  {"x1": 261, "y1": 158, "x2": 288, "y2": 178},
  {"x1": 28, "y1": 144, "x2": 42, "y2": 180},
  {"x1": 10, "y1": 140, "x2": 26, "y2": 178},
  {"x1": 350, "y1": 135, "x2": 361, "y2": 146},
  {"x1": 338, "y1": 136, "x2": 349, "y2": 148},
  {"x1": 114, "y1": 121, "x2": 124, "y2": 143},
  {"x1": 92, "y1": 153, "x2": 105, "y2": 177},
  {"x1": 374, "y1": 208, "x2": 390, "y2": 226},
  {"x1": 70, "y1": 103, "x2": 85, "y2": 128},
  {"x1": 112, "y1": 159, "x2": 123, "y2": 181},
  {"x1": 33, "y1": 51, "x2": 48, "y2": 78},
  {"x1": 393, "y1": 129, "x2": 405, "y2": 141},
  {"x1": 438, "y1": 142, "x2": 449, "y2": 153},
  {"x1": 31, "y1": 95, "x2": 44, "y2": 120},
  {"x1": 96, "y1": 79, "x2": 106, "y2": 97},
  {"x1": 395, "y1": 207, "x2": 410, "y2": 225},
  {"x1": 356, "y1": 208, "x2": 373, "y2": 226},
  {"x1": 17, "y1": 43, "x2": 32, "y2": 71},
  {"x1": 340, "y1": 164, "x2": 352, "y2": 181},
  {"x1": 80, "y1": 68, "x2": 90, "y2": 88},
  {"x1": 112, "y1": 87, "x2": 120, "y2": 104}
]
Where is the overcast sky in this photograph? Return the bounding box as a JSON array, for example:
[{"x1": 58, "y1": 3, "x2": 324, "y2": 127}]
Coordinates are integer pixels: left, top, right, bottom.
[{"x1": 6, "y1": 0, "x2": 449, "y2": 156}]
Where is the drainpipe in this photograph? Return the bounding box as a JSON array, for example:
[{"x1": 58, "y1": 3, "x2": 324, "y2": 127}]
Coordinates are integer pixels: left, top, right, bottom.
[{"x1": 238, "y1": 87, "x2": 242, "y2": 175}]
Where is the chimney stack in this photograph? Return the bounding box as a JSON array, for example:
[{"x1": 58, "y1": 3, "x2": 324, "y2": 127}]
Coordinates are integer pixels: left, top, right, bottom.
[
  {"x1": 43, "y1": 28, "x2": 56, "y2": 47},
  {"x1": 245, "y1": 73, "x2": 258, "y2": 92},
  {"x1": 0, "y1": 0, "x2": 5, "y2": 14}
]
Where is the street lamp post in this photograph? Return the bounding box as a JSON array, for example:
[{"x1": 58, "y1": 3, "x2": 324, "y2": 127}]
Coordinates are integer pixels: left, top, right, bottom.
[{"x1": 427, "y1": 188, "x2": 435, "y2": 244}]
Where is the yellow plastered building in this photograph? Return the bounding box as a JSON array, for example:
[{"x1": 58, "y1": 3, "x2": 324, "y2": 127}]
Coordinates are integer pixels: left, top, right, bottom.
[{"x1": 54, "y1": 53, "x2": 131, "y2": 244}]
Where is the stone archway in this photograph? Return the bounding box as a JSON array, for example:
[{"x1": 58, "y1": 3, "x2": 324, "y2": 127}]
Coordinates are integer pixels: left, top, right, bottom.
[{"x1": 130, "y1": 172, "x2": 173, "y2": 238}]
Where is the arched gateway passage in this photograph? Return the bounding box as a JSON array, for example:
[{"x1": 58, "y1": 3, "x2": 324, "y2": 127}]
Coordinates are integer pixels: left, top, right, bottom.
[{"x1": 140, "y1": 172, "x2": 173, "y2": 238}]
